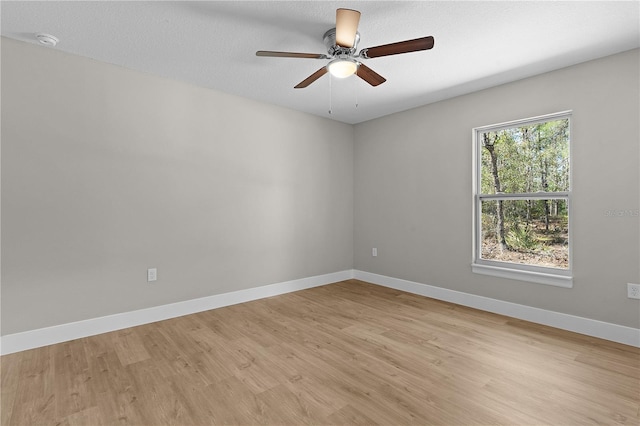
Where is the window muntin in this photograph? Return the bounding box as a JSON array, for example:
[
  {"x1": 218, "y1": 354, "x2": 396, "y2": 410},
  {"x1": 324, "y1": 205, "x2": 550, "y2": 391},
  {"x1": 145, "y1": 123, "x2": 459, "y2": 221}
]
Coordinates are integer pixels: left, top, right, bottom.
[{"x1": 474, "y1": 112, "x2": 571, "y2": 280}]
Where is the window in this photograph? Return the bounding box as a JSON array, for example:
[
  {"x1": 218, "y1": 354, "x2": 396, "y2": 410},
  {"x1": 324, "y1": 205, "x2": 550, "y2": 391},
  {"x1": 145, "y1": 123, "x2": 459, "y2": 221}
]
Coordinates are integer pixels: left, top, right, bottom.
[{"x1": 472, "y1": 112, "x2": 572, "y2": 287}]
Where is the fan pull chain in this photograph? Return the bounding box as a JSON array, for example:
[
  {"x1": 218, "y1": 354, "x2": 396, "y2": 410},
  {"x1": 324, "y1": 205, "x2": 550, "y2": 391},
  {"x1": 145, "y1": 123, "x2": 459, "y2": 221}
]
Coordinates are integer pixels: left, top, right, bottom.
[
  {"x1": 355, "y1": 76, "x2": 359, "y2": 109},
  {"x1": 328, "y1": 74, "x2": 332, "y2": 115}
]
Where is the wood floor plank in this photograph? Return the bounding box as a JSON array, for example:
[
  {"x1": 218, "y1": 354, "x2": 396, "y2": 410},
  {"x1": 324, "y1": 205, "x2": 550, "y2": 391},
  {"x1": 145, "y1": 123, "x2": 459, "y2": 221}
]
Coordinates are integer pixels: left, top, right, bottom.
[
  {"x1": 325, "y1": 404, "x2": 379, "y2": 426},
  {"x1": 2, "y1": 279, "x2": 639, "y2": 425},
  {"x1": 126, "y1": 359, "x2": 196, "y2": 426},
  {"x1": 209, "y1": 375, "x2": 283, "y2": 425},
  {"x1": 137, "y1": 322, "x2": 213, "y2": 386},
  {"x1": 7, "y1": 346, "x2": 57, "y2": 425},
  {"x1": 86, "y1": 350, "x2": 145, "y2": 425},
  {"x1": 159, "y1": 315, "x2": 235, "y2": 386},
  {"x1": 255, "y1": 384, "x2": 328, "y2": 425},
  {"x1": 112, "y1": 328, "x2": 150, "y2": 366},
  {"x1": 56, "y1": 405, "x2": 103, "y2": 426},
  {"x1": 0, "y1": 352, "x2": 22, "y2": 425},
  {"x1": 53, "y1": 338, "x2": 97, "y2": 419}
]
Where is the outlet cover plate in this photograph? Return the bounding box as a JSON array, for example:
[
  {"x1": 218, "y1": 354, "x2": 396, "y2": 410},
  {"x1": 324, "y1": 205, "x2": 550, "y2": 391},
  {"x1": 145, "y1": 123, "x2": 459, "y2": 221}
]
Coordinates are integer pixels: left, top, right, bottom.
[
  {"x1": 148, "y1": 268, "x2": 157, "y2": 282},
  {"x1": 628, "y1": 283, "x2": 640, "y2": 299}
]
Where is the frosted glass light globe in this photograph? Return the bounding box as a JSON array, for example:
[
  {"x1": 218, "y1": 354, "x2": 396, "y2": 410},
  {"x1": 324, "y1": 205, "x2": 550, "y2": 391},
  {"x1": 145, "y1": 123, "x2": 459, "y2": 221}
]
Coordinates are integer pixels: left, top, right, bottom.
[{"x1": 328, "y1": 59, "x2": 358, "y2": 78}]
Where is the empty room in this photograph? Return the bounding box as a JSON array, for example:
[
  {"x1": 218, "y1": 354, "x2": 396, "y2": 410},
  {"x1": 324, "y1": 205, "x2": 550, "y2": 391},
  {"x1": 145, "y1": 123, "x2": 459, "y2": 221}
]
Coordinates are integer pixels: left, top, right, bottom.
[{"x1": 1, "y1": 1, "x2": 639, "y2": 425}]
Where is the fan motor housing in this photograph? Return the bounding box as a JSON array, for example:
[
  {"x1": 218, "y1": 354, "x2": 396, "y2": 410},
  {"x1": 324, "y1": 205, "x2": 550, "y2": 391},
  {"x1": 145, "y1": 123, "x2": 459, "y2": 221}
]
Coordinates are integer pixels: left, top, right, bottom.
[{"x1": 323, "y1": 28, "x2": 360, "y2": 57}]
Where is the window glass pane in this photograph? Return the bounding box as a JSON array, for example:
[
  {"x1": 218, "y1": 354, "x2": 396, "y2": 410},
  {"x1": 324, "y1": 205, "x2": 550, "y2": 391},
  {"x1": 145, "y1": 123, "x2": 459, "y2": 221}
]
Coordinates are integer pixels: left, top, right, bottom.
[
  {"x1": 481, "y1": 199, "x2": 569, "y2": 269},
  {"x1": 480, "y1": 119, "x2": 569, "y2": 194}
]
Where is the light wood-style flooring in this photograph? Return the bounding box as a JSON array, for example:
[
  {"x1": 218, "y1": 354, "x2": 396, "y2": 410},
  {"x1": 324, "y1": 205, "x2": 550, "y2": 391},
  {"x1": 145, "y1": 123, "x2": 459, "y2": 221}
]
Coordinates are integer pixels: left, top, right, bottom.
[{"x1": 2, "y1": 280, "x2": 639, "y2": 425}]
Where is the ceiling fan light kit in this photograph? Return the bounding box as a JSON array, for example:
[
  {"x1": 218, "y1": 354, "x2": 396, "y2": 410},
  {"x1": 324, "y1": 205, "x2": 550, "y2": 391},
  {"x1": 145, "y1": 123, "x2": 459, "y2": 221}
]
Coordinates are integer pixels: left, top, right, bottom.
[
  {"x1": 328, "y1": 58, "x2": 358, "y2": 78},
  {"x1": 256, "y1": 8, "x2": 434, "y2": 89}
]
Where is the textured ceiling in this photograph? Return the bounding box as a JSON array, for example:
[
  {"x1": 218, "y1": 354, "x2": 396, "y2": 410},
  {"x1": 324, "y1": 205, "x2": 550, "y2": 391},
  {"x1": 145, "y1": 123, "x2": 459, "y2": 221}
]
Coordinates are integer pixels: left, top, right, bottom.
[{"x1": 2, "y1": 1, "x2": 639, "y2": 124}]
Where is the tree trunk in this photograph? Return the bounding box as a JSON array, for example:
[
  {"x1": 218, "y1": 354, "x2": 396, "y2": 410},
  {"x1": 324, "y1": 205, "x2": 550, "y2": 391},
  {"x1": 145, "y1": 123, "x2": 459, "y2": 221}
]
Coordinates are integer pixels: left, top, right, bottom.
[
  {"x1": 542, "y1": 161, "x2": 550, "y2": 231},
  {"x1": 483, "y1": 133, "x2": 506, "y2": 249},
  {"x1": 536, "y1": 127, "x2": 550, "y2": 231}
]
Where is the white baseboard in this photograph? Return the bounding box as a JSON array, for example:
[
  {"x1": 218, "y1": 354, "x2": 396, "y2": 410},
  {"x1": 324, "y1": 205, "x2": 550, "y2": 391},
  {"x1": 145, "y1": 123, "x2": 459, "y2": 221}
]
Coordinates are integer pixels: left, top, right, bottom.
[
  {"x1": 354, "y1": 270, "x2": 640, "y2": 348},
  {"x1": 0, "y1": 270, "x2": 355, "y2": 355},
  {"x1": 3, "y1": 269, "x2": 637, "y2": 354}
]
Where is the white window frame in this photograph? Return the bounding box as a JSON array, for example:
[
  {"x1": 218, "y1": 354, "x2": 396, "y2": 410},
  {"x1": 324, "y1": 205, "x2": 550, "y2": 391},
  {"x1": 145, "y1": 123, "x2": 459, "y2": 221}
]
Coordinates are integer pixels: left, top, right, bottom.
[{"x1": 472, "y1": 111, "x2": 573, "y2": 288}]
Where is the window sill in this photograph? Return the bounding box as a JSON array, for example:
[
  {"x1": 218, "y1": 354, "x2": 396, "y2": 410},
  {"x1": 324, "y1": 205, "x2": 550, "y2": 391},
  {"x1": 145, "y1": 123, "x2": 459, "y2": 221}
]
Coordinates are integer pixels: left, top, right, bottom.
[{"x1": 472, "y1": 263, "x2": 573, "y2": 288}]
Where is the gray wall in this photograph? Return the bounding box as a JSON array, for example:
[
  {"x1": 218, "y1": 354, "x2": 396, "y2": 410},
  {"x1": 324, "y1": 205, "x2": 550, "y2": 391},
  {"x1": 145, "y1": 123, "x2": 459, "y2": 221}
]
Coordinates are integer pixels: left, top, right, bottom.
[
  {"x1": 1, "y1": 38, "x2": 354, "y2": 335},
  {"x1": 354, "y1": 49, "x2": 640, "y2": 328},
  {"x1": 3, "y1": 36, "x2": 638, "y2": 336}
]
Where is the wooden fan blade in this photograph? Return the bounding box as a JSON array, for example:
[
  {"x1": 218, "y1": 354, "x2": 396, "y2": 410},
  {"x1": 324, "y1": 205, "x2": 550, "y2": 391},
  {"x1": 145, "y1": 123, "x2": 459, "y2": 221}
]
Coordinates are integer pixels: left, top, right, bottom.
[
  {"x1": 362, "y1": 36, "x2": 434, "y2": 58},
  {"x1": 356, "y1": 63, "x2": 386, "y2": 87},
  {"x1": 336, "y1": 8, "x2": 361, "y2": 48},
  {"x1": 294, "y1": 67, "x2": 328, "y2": 88},
  {"x1": 256, "y1": 51, "x2": 327, "y2": 59}
]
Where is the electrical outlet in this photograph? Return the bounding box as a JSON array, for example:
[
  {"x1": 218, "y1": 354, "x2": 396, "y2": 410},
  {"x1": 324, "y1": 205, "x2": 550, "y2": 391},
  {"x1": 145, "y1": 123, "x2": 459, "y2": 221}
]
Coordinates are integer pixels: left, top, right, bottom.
[
  {"x1": 372, "y1": 247, "x2": 377, "y2": 257},
  {"x1": 628, "y1": 283, "x2": 640, "y2": 299},
  {"x1": 147, "y1": 268, "x2": 157, "y2": 282}
]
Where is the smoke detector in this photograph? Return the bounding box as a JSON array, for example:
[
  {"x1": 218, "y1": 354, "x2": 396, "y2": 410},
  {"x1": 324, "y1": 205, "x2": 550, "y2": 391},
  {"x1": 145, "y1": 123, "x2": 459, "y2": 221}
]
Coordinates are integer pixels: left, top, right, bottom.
[{"x1": 35, "y1": 33, "x2": 59, "y2": 47}]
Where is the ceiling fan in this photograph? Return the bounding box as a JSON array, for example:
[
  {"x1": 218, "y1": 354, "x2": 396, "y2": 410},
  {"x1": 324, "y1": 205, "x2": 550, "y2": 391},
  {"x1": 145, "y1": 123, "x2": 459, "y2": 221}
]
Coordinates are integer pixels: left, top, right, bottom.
[{"x1": 256, "y1": 8, "x2": 435, "y2": 88}]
